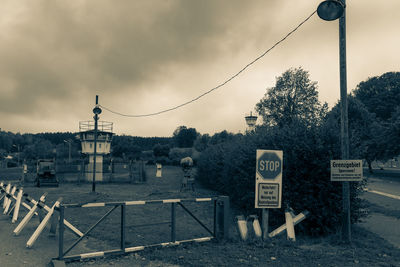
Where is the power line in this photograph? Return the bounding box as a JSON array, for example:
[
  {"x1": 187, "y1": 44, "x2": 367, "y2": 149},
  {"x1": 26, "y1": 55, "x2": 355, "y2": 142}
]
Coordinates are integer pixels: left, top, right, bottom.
[{"x1": 100, "y1": 9, "x2": 317, "y2": 118}]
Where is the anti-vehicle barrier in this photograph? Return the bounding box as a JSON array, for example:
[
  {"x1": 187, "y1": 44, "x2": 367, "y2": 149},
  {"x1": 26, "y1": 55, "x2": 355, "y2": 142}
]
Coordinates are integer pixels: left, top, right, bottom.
[
  {"x1": 1, "y1": 181, "x2": 83, "y2": 248},
  {"x1": 56, "y1": 196, "x2": 230, "y2": 262}
]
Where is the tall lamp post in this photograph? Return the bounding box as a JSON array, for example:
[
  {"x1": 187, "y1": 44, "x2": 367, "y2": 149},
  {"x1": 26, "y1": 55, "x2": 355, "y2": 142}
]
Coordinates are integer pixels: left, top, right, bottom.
[
  {"x1": 92, "y1": 95, "x2": 102, "y2": 192},
  {"x1": 63, "y1": 140, "x2": 72, "y2": 163},
  {"x1": 317, "y1": 0, "x2": 350, "y2": 242}
]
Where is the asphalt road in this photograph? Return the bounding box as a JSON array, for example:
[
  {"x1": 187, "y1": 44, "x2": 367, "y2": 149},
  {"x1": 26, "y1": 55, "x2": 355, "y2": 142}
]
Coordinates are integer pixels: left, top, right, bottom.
[{"x1": 358, "y1": 170, "x2": 400, "y2": 248}]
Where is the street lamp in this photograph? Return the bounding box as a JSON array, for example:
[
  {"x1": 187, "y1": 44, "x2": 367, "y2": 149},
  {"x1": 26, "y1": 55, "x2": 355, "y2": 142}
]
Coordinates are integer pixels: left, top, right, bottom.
[
  {"x1": 12, "y1": 144, "x2": 20, "y2": 166},
  {"x1": 63, "y1": 140, "x2": 72, "y2": 163},
  {"x1": 318, "y1": 0, "x2": 351, "y2": 242},
  {"x1": 317, "y1": 0, "x2": 345, "y2": 21}
]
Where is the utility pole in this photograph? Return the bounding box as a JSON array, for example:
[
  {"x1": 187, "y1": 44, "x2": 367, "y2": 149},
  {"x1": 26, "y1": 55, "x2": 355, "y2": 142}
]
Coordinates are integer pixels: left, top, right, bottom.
[
  {"x1": 339, "y1": 0, "x2": 351, "y2": 242},
  {"x1": 317, "y1": 0, "x2": 350, "y2": 242}
]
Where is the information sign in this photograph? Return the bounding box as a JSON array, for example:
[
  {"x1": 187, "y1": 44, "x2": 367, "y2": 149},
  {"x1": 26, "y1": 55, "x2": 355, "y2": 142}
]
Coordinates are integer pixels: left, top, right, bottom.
[{"x1": 330, "y1": 160, "x2": 363, "y2": 181}]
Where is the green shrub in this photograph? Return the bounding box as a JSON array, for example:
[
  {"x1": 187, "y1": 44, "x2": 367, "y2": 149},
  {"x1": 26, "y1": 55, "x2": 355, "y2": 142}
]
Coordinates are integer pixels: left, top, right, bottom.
[{"x1": 196, "y1": 122, "x2": 367, "y2": 236}]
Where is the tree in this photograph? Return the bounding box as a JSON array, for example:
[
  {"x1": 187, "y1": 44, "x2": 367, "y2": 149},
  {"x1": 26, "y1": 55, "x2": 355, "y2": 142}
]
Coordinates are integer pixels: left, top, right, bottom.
[
  {"x1": 255, "y1": 67, "x2": 327, "y2": 127},
  {"x1": 322, "y1": 96, "x2": 385, "y2": 172},
  {"x1": 172, "y1": 126, "x2": 198, "y2": 148},
  {"x1": 209, "y1": 130, "x2": 235, "y2": 145},
  {"x1": 353, "y1": 72, "x2": 400, "y2": 161},
  {"x1": 194, "y1": 134, "x2": 210, "y2": 152},
  {"x1": 153, "y1": 143, "x2": 170, "y2": 158},
  {"x1": 353, "y1": 72, "x2": 400, "y2": 122}
]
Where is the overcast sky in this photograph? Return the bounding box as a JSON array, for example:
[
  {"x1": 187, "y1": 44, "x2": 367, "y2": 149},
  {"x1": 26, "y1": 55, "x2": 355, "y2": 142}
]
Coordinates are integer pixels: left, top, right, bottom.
[{"x1": 1, "y1": 0, "x2": 399, "y2": 137}]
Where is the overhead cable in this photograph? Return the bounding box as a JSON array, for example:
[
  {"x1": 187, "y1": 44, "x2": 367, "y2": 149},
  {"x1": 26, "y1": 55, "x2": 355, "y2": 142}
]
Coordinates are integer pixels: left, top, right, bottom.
[{"x1": 100, "y1": 9, "x2": 317, "y2": 118}]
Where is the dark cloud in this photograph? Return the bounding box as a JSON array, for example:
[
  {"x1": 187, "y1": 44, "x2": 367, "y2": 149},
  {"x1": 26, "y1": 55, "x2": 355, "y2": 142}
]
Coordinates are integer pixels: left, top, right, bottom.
[{"x1": 0, "y1": 1, "x2": 399, "y2": 135}]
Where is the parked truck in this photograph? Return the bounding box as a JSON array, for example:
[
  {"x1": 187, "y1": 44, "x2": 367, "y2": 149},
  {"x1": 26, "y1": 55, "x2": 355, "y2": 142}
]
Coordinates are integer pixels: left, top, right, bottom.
[{"x1": 36, "y1": 159, "x2": 59, "y2": 187}]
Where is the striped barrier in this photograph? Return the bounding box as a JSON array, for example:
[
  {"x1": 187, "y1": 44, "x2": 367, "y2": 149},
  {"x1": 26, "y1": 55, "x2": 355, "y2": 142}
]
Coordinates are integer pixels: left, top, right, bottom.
[
  {"x1": 64, "y1": 237, "x2": 213, "y2": 262},
  {"x1": 56, "y1": 196, "x2": 230, "y2": 262}
]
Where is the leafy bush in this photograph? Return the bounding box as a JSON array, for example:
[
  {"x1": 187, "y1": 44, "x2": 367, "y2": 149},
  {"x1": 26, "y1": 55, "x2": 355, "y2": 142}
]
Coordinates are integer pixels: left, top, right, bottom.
[{"x1": 196, "y1": 122, "x2": 367, "y2": 236}]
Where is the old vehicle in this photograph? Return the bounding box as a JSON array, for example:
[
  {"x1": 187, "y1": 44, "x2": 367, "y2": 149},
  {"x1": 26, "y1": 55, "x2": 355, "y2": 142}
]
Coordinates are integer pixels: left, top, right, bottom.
[{"x1": 36, "y1": 159, "x2": 59, "y2": 187}]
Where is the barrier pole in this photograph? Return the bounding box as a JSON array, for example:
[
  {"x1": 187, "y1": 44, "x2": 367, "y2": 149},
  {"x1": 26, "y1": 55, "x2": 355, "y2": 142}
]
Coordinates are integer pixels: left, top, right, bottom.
[
  {"x1": 58, "y1": 205, "x2": 65, "y2": 260},
  {"x1": 171, "y1": 203, "x2": 176, "y2": 242},
  {"x1": 120, "y1": 204, "x2": 126, "y2": 251}
]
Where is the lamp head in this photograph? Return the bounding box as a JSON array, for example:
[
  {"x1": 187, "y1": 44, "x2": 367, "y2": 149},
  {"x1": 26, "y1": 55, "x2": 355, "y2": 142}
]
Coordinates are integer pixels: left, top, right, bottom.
[
  {"x1": 317, "y1": 0, "x2": 345, "y2": 21},
  {"x1": 93, "y1": 106, "x2": 102, "y2": 115}
]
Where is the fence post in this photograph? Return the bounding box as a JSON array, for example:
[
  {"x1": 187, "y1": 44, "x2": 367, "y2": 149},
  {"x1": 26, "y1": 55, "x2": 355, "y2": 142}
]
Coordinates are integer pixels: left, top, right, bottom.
[
  {"x1": 121, "y1": 204, "x2": 126, "y2": 251},
  {"x1": 171, "y1": 203, "x2": 176, "y2": 242},
  {"x1": 58, "y1": 204, "x2": 65, "y2": 260},
  {"x1": 216, "y1": 196, "x2": 230, "y2": 240},
  {"x1": 129, "y1": 160, "x2": 133, "y2": 184},
  {"x1": 213, "y1": 199, "x2": 217, "y2": 237}
]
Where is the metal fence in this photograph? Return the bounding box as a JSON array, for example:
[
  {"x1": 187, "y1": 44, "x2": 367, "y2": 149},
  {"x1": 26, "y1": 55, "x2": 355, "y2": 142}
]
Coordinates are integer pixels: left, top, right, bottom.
[
  {"x1": 56, "y1": 196, "x2": 230, "y2": 262},
  {"x1": 17, "y1": 160, "x2": 146, "y2": 184}
]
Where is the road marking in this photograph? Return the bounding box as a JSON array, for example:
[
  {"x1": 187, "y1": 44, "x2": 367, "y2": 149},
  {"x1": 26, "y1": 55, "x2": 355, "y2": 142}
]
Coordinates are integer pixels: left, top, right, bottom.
[{"x1": 365, "y1": 188, "x2": 400, "y2": 200}]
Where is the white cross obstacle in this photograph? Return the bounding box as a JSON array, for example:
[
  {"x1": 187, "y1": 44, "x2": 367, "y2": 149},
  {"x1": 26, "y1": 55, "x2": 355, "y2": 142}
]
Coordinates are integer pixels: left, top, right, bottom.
[
  {"x1": 268, "y1": 209, "x2": 309, "y2": 238},
  {"x1": 1, "y1": 181, "x2": 84, "y2": 250},
  {"x1": 13, "y1": 193, "x2": 48, "y2": 236},
  {"x1": 14, "y1": 193, "x2": 83, "y2": 240},
  {"x1": 236, "y1": 208, "x2": 309, "y2": 242},
  {"x1": 2, "y1": 183, "x2": 11, "y2": 209},
  {"x1": 26, "y1": 197, "x2": 63, "y2": 248},
  {"x1": 0, "y1": 184, "x2": 40, "y2": 223},
  {"x1": 3, "y1": 186, "x2": 17, "y2": 214}
]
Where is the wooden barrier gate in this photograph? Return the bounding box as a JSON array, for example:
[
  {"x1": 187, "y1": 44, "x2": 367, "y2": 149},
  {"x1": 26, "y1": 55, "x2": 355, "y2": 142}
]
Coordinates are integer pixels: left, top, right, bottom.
[{"x1": 56, "y1": 196, "x2": 230, "y2": 262}]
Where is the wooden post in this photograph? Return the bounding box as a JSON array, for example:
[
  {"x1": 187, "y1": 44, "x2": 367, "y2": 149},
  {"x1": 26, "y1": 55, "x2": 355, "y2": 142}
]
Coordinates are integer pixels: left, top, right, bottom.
[{"x1": 171, "y1": 203, "x2": 176, "y2": 242}]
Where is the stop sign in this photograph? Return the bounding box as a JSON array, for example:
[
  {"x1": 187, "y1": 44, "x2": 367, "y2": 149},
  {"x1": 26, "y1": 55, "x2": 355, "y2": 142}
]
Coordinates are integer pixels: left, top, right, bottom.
[{"x1": 257, "y1": 151, "x2": 282, "y2": 179}]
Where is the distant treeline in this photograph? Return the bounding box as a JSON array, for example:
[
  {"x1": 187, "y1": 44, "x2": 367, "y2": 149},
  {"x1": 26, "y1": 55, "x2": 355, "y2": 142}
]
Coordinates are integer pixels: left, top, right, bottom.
[{"x1": 0, "y1": 131, "x2": 172, "y2": 162}]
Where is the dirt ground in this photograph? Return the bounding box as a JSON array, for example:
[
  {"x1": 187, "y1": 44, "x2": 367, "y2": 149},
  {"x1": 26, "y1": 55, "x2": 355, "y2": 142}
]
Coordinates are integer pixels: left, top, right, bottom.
[{"x1": 1, "y1": 165, "x2": 400, "y2": 266}]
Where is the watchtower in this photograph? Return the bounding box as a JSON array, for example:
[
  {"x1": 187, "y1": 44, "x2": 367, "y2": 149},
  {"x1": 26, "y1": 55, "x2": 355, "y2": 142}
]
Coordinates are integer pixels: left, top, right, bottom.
[
  {"x1": 245, "y1": 111, "x2": 258, "y2": 132},
  {"x1": 79, "y1": 120, "x2": 113, "y2": 181}
]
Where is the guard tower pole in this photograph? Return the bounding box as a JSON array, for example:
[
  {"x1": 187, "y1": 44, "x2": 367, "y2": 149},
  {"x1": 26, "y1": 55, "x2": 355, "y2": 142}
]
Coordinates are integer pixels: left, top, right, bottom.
[{"x1": 92, "y1": 95, "x2": 101, "y2": 192}]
